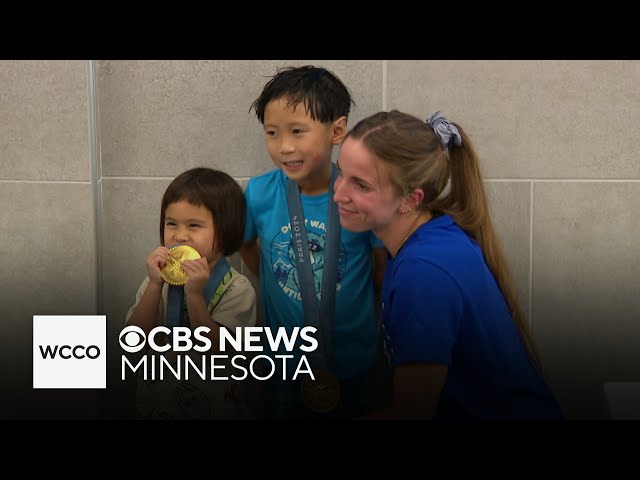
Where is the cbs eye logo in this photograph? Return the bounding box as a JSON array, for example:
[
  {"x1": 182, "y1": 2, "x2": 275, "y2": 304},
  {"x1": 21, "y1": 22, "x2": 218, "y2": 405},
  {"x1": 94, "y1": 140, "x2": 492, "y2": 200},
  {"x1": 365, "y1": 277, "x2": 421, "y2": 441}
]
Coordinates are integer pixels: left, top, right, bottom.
[{"x1": 119, "y1": 326, "x2": 147, "y2": 353}]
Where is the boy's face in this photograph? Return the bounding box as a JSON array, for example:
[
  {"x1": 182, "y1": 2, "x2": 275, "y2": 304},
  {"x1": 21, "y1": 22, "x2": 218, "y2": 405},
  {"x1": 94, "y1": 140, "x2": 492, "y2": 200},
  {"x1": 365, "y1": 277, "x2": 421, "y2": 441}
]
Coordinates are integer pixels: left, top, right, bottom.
[
  {"x1": 163, "y1": 200, "x2": 220, "y2": 268},
  {"x1": 263, "y1": 97, "x2": 344, "y2": 195}
]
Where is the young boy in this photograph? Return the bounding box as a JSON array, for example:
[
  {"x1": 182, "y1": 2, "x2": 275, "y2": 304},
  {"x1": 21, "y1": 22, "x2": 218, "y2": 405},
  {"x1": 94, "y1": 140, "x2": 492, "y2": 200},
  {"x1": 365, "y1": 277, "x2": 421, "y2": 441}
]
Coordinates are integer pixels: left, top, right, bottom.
[
  {"x1": 240, "y1": 65, "x2": 387, "y2": 418},
  {"x1": 126, "y1": 167, "x2": 257, "y2": 419}
]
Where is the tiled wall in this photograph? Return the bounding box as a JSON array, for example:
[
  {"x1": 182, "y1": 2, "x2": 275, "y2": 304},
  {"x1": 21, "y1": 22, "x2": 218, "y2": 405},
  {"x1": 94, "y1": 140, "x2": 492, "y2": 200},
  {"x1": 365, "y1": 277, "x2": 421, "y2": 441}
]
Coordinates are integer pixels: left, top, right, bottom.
[
  {"x1": 387, "y1": 60, "x2": 640, "y2": 419},
  {"x1": 1, "y1": 60, "x2": 637, "y2": 419},
  {"x1": 0, "y1": 61, "x2": 96, "y2": 417}
]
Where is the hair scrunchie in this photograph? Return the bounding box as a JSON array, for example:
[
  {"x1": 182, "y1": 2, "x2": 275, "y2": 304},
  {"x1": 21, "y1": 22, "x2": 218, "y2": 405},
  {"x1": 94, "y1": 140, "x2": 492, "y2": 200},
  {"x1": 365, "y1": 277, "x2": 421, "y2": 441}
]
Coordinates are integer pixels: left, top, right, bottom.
[{"x1": 426, "y1": 111, "x2": 462, "y2": 149}]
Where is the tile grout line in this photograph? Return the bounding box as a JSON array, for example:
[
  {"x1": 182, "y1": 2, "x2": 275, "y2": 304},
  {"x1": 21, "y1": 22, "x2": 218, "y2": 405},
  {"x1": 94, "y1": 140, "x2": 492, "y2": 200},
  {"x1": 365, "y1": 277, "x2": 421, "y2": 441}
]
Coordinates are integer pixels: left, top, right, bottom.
[
  {"x1": 87, "y1": 59, "x2": 105, "y2": 419},
  {"x1": 382, "y1": 60, "x2": 387, "y2": 111},
  {"x1": 529, "y1": 180, "x2": 534, "y2": 330},
  {"x1": 87, "y1": 60, "x2": 102, "y2": 316}
]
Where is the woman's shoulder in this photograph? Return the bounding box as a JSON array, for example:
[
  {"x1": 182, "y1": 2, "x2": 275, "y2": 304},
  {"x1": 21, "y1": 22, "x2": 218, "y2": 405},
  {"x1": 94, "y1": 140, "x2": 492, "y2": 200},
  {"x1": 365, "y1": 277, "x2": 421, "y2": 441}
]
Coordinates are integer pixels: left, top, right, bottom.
[{"x1": 397, "y1": 223, "x2": 493, "y2": 295}]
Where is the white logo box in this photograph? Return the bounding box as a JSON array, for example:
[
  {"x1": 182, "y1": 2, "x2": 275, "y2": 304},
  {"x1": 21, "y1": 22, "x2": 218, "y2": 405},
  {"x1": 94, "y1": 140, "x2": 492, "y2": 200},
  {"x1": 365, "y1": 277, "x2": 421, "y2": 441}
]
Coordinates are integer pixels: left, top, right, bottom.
[{"x1": 33, "y1": 315, "x2": 106, "y2": 389}]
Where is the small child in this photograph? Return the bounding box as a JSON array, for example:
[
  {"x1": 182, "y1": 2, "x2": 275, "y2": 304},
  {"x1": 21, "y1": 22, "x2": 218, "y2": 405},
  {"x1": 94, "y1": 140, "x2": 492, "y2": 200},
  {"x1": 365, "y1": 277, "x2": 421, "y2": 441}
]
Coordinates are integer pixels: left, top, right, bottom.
[
  {"x1": 126, "y1": 167, "x2": 257, "y2": 419},
  {"x1": 240, "y1": 65, "x2": 388, "y2": 418}
]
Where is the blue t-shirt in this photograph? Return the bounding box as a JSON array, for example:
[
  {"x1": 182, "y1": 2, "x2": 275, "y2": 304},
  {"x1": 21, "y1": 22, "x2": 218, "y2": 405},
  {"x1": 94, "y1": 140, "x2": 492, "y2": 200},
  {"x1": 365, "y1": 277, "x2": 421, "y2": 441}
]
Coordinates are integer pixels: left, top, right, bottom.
[
  {"x1": 244, "y1": 168, "x2": 382, "y2": 379},
  {"x1": 382, "y1": 214, "x2": 563, "y2": 419}
]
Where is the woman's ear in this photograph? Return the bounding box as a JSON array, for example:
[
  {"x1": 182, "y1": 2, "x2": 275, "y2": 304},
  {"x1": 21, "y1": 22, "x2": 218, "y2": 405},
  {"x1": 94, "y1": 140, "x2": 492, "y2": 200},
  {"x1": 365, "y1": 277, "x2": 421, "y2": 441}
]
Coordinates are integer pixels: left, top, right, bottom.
[
  {"x1": 331, "y1": 116, "x2": 348, "y2": 145},
  {"x1": 398, "y1": 188, "x2": 425, "y2": 213}
]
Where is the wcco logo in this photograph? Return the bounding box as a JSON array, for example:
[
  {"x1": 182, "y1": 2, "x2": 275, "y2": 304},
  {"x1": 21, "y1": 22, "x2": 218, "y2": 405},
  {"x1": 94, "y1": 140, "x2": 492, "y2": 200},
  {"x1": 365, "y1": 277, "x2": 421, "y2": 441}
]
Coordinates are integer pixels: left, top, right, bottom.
[
  {"x1": 39, "y1": 344, "x2": 101, "y2": 360},
  {"x1": 33, "y1": 315, "x2": 106, "y2": 389}
]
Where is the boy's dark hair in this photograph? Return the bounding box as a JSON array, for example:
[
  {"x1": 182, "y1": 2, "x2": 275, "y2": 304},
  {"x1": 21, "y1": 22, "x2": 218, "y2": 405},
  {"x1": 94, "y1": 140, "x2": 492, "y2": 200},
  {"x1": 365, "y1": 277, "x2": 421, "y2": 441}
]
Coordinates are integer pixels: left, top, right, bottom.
[
  {"x1": 159, "y1": 167, "x2": 246, "y2": 256},
  {"x1": 250, "y1": 65, "x2": 356, "y2": 124}
]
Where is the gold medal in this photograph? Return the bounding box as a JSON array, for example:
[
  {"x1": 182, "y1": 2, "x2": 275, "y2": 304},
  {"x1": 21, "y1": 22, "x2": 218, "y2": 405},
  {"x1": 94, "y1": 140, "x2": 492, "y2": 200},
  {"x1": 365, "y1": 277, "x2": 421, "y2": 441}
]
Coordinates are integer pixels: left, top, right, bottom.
[
  {"x1": 300, "y1": 369, "x2": 341, "y2": 414},
  {"x1": 160, "y1": 245, "x2": 201, "y2": 286}
]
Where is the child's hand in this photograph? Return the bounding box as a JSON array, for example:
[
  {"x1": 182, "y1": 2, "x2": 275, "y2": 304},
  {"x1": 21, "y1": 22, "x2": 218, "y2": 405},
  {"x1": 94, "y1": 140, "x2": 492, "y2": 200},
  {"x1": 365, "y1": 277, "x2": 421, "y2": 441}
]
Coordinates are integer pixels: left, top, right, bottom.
[
  {"x1": 146, "y1": 246, "x2": 170, "y2": 286},
  {"x1": 182, "y1": 257, "x2": 211, "y2": 297}
]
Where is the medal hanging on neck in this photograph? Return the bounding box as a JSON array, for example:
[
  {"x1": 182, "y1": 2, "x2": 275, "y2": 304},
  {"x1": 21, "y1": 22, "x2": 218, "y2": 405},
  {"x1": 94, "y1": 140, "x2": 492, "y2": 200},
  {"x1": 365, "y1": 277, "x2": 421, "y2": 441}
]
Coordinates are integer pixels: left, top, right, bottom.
[{"x1": 285, "y1": 164, "x2": 341, "y2": 414}]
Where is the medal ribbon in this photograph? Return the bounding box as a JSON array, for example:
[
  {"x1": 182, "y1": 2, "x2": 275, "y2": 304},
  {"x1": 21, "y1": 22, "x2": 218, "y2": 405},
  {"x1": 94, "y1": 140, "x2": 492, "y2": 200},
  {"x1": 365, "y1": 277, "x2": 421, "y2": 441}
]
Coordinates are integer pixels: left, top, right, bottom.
[
  {"x1": 166, "y1": 256, "x2": 231, "y2": 328},
  {"x1": 285, "y1": 164, "x2": 340, "y2": 371}
]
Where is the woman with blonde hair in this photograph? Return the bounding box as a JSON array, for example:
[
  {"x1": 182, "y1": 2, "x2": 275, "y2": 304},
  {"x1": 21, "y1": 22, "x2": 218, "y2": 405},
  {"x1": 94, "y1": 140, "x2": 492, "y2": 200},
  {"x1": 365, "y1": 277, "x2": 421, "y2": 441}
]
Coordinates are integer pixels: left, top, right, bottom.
[{"x1": 333, "y1": 110, "x2": 563, "y2": 420}]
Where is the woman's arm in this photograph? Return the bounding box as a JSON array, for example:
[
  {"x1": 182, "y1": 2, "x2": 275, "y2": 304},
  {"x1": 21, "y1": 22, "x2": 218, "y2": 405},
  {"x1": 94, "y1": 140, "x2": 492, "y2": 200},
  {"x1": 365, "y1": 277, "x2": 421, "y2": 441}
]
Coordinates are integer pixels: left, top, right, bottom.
[{"x1": 365, "y1": 363, "x2": 448, "y2": 419}]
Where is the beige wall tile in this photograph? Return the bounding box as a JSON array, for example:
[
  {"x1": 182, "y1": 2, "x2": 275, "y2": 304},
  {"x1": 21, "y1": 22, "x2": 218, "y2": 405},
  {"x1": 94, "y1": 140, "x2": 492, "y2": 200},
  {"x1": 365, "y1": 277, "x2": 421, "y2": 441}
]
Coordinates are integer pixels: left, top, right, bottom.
[
  {"x1": 0, "y1": 60, "x2": 90, "y2": 181},
  {"x1": 486, "y1": 181, "x2": 531, "y2": 322},
  {"x1": 387, "y1": 60, "x2": 640, "y2": 179},
  {"x1": 533, "y1": 181, "x2": 640, "y2": 419},
  {"x1": 0, "y1": 182, "x2": 95, "y2": 418}
]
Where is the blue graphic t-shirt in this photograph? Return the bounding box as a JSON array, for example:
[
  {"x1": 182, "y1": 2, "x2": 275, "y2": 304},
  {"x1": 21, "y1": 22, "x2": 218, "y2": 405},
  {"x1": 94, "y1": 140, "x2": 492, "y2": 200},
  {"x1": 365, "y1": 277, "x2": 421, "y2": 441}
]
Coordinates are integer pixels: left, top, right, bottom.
[{"x1": 244, "y1": 168, "x2": 382, "y2": 379}]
